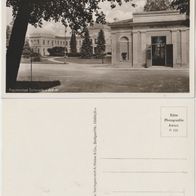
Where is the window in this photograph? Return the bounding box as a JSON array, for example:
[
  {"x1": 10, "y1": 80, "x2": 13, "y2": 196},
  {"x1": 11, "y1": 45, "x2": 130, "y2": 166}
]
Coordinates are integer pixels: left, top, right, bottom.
[{"x1": 43, "y1": 40, "x2": 45, "y2": 45}]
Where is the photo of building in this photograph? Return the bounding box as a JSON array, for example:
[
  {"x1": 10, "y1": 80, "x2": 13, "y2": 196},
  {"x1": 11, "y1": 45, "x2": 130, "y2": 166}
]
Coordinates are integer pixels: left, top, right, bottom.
[
  {"x1": 110, "y1": 10, "x2": 189, "y2": 68},
  {"x1": 5, "y1": 0, "x2": 192, "y2": 93},
  {"x1": 28, "y1": 31, "x2": 65, "y2": 56}
]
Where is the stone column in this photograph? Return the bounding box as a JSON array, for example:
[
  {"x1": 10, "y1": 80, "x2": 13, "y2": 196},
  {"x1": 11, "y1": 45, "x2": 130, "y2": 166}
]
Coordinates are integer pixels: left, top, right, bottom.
[
  {"x1": 129, "y1": 33, "x2": 133, "y2": 67},
  {"x1": 111, "y1": 33, "x2": 117, "y2": 65},
  {"x1": 186, "y1": 29, "x2": 189, "y2": 66},
  {"x1": 176, "y1": 30, "x2": 182, "y2": 67},
  {"x1": 171, "y1": 30, "x2": 178, "y2": 68},
  {"x1": 137, "y1": 31, "x2": 142, "y2": 67},
  {"x1": 141, "y1": 31, "x2": 147, "y2": 67},
  {"x1": 116, "y1": 35, "x2": 120, "y2": 64},
  {"x1": 133, "y1": 31, "x2": 140, "y2": 68},
  {"x1": 181, "y1": 29, "x2": 189, "y2": 67}
]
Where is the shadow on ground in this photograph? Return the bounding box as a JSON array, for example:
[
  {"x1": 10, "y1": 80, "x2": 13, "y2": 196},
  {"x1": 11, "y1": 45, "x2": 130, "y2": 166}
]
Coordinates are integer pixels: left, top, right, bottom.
[{"x1": 7, "y1": 80, "x2": 61, "y2": 93}]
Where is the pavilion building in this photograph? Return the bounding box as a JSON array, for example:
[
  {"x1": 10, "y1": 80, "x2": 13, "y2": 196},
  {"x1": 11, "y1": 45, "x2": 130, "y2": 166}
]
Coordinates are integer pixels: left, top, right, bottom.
[{"x1": 109, "y1": 10, "x2": 189, "y2": 68}]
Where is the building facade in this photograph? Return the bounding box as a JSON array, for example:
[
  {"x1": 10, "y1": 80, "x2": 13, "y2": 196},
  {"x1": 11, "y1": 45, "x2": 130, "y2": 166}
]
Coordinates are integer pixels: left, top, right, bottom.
[
  {"x1": 28, "y1": 24, "x2": 111, "y2": 56},
  {"x1": 110, "y1": 10, "x2": 189, "y2": 68},
  {"x1": 28, "y1": 31, "x2": 83, "y2": 56}
]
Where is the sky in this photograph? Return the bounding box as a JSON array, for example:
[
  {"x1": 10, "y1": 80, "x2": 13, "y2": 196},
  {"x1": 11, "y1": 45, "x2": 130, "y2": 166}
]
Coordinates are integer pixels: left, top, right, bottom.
[{"x1": 6, "y1": 0, "x2": 146, "y2": 36}]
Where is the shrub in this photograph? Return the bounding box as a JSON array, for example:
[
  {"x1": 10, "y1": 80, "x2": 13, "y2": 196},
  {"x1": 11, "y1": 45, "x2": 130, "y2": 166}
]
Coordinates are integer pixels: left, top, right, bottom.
[
  {"x1": 31, "y1": 52, "x2": 41, "y2": 62},
  {"x1": 48, "y1": 47, "x2": 65, "y2": 56},
  {"x1": 67, "y1": 53, "x2": 81, "y2": 57}
]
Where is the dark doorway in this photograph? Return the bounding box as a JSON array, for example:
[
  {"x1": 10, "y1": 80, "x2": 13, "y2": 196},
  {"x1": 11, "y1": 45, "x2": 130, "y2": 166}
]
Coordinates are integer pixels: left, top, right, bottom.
[
  {"x1": 151, "y1": 36, "x2": 166, "y2": 66},
  {"x1": 166, "y1": 44, "x2": 173, "y2": 66}
]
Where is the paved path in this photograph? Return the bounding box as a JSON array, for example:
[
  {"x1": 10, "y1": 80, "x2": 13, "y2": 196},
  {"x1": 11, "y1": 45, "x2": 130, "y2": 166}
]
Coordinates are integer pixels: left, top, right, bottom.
[
  {"x1": 47, "y1": 57, "x2": 65, "y2": 64},
  {"x1": 47, "y1": 57, "x2": 81, "y2": 65}
]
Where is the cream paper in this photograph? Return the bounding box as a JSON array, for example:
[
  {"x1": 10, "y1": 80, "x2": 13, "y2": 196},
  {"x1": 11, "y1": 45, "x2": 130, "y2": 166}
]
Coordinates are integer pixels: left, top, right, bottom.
[{"x1": 2, "y1": 99, "x2": 195, "y2": 196}]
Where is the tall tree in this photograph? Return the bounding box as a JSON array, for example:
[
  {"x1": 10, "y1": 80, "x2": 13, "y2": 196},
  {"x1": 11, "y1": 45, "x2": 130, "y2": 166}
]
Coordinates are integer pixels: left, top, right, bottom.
[
  {"x1": 6, "y1": 0, "x2": 136, "y2": 90},
  {"x1": 144, "y1": 0, "x2": 170, "y2": 11},
  {"x1": 95, "y1": 29, "x2": 106, "y2": 61},
  {"x1": 144, "y1": 0, "x2": 190, "y2": 16},
  {"x1": 70, "y1": 31, "x2": 77, "y2": 54},
  {"x1": 80, "y1": 29, "x2": 93, "y2": 58}
]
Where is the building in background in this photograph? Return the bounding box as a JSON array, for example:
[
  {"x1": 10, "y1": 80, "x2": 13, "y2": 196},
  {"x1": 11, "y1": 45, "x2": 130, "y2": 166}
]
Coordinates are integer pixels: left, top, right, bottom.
[
  {"x1": 28, "y1": 29, "x2": 82, "y2": 56},
  {"x1": 109, "y1": 10, "x2": 189, "y2": 68},
  {"x1": 28, "y1": 24, "x2": 112, "y2": 56}
]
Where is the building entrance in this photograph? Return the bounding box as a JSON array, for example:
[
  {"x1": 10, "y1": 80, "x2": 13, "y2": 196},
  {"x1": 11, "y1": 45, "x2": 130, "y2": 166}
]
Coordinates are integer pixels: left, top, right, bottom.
[{"x1": 151, "y1": 36, "x2": 166, "y2": 66}]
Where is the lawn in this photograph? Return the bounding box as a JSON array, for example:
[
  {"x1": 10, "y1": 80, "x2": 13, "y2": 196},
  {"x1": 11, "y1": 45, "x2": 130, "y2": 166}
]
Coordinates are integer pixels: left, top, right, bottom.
[
  {"x1": 21, "y1": 57, "x2": 58, "y2": 64},
  {"x1": 12, "y1": 62, "x2": 190, "y2": 93}
]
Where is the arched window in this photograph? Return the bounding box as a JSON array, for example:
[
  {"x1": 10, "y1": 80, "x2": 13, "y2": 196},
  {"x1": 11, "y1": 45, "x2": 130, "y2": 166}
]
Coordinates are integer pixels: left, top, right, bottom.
[{"x1": 119, "y1": 36, "x2": 129, "y2": 62}]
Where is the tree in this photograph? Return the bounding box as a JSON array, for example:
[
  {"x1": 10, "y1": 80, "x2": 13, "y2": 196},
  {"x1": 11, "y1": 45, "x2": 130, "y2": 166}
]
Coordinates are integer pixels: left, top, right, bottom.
[
  {"x1": 170, "y1": 0, "x2": 189, "y2": 15},
  {"x1": 95, "y1": 29, "x2": 106, "y2": 62},
  {"x1": 6, "y1": 0, "x2": 136, "y2": 90},
  {"x1": 70, "y1": 31, "x2": 77, "y2": 55},
  {"x1": 80, "y1": 29, "x2": 93, "y2": 58},
  {"x1": 144, "y1": 0, "x2": 190, "y2": 16},
  {"x1": 6, "y1": 25, "x2": 12, "y2": 47},
  {"x1": 144, "y1": 0, "x2": 170, "y2": 11}
]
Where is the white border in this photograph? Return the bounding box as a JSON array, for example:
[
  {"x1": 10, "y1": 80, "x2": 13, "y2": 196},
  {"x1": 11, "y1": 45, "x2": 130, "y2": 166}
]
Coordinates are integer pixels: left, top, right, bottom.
[
  {"x1": 1, "y1": 0, "x2": 195, "y2": 99},
  {"x1": 0, "y1": 0, "x2": 2, "y2": 196}
]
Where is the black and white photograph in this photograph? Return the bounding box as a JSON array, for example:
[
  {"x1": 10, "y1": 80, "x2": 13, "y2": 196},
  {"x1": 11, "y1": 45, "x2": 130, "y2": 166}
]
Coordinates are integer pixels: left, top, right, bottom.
[{"x1": 5, "y1": 0, "x2": 192, "y2": 93}]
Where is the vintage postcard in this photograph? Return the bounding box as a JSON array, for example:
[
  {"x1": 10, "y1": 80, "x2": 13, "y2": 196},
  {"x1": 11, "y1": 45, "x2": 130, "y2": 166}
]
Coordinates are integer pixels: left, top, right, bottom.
[
  {"x1": 1, "y1": 1, "x2": 195, "y2": 196},
  {"x1": 1, "y1": 0, "x2": 195, "y2": 97},
  {"x1": 2, "y1": 99, "x2": 195, "y2": 196}
]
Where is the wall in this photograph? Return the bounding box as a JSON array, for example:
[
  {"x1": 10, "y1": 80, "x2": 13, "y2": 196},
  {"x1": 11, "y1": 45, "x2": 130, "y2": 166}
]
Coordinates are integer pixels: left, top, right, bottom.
[
  {"x1": 132, "y1": 27, "x2": 189, "y2": 68},
  {"x1": 110, "y1": 11, "x2": 189, "y2": 68},
  {"x1": 111, "y1": 29, "x2": 133, "y2": 67}
]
